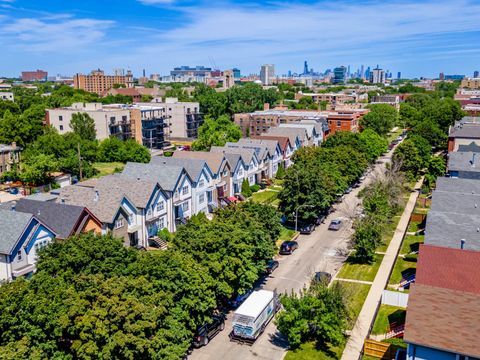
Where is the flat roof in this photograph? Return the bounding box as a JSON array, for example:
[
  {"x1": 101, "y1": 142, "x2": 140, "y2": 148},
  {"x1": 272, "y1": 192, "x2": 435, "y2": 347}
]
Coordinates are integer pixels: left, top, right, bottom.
[{"x1": 235, "y1": 290, "x2": 273, "y2": 318}]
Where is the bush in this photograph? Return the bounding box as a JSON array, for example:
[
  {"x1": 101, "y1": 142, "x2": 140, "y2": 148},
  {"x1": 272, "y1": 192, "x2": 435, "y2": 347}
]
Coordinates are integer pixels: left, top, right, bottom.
[
  {"x1": 250, "y1": 184, "x2": 260, "y2": 193},
  {"x1": 241, "y1": 178, "x2": 252, "y2": 197},
  {"x1": 163, "y1": 151, "x2": 173, "y2": 157},
  {"x1": 275, "y1": 163, "x2": 286, "y2": 180},
  {"x1": 404, "y1": 254, "x2": 418, "y2": 262}
]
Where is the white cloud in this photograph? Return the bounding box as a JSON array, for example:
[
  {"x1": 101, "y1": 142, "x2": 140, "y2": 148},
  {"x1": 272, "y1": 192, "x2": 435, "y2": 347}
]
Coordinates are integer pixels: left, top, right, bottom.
[{"x1": 0, "y1": 14, "x2": 114, "y2": 52}]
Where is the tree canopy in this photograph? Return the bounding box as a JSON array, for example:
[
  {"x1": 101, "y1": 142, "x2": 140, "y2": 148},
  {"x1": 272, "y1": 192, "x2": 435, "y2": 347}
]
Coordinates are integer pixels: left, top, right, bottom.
[
  {"x1": 361, "y1": 104, "x2": 399, "y2": 137},
  {"x1": 192, "y1": 115, "x2": 242, "y2": 151},
  {"x1": 70, "y1": 112, "x2": 97, "y2": 141}
]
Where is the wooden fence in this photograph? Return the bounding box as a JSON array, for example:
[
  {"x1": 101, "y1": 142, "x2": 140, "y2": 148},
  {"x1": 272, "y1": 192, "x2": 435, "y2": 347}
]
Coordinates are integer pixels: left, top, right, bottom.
[
  {"x1": 409, "y1": 212, "x2": 427, "y2": 223},
  {"x1": 363, "y1": 339, "x2": 398, "y2": 359}
]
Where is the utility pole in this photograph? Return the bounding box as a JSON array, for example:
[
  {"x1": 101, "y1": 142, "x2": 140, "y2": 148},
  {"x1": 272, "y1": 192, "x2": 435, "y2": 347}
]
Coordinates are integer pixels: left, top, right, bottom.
[{"x1": 77, "y1": 143, "x2": 83, "y2": 181}]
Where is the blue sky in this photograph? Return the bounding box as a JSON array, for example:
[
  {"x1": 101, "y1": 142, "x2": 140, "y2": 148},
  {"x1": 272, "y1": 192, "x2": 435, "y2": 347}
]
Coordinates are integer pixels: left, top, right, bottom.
[{"x1": 1, "y1": 0, "x2": 480, "y2": 78}]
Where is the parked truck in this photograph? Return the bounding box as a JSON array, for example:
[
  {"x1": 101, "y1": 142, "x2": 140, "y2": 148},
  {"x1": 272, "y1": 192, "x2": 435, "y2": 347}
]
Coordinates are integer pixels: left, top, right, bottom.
[{"x1": 229, "y1": 289, "x2": 279, "y2": 345}]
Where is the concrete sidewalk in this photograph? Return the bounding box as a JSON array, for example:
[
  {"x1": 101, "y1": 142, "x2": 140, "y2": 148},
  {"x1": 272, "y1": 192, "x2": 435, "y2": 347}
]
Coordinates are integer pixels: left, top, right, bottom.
[{"x1": 341, "y1": 177, "x2": 423, "y2": 360}]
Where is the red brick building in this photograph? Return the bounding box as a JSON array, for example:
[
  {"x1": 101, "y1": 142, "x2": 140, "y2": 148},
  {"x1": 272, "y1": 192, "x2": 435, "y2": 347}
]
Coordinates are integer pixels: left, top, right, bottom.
[{"x1": 21, "y1": 70, "x2": 48, "y2": 82}]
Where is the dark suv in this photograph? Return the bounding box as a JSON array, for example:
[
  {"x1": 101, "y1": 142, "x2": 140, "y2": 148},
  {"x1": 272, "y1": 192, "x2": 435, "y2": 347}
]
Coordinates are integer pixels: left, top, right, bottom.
[
  {"x1": 279, "y1": 241, "x2": 299, "y2": 255},
  {"x1": 193, "y1": 314, "x2": 225, "y2": 348}
]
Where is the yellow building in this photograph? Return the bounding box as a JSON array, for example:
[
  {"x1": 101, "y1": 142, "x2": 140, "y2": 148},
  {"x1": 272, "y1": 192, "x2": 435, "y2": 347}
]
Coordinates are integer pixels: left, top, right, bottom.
[
  {"x1": 461, "y1": 78, "x2": 480, "y2": 89},
  {"x1": 74, "y1": 69, "x2": 134, "y2": 95}
]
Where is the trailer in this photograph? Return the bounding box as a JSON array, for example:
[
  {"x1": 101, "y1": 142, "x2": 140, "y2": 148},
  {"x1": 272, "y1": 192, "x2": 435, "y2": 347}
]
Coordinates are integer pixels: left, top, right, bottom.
[{"x1": 229, "y1": 289, "x2": 279, "y2": 345}]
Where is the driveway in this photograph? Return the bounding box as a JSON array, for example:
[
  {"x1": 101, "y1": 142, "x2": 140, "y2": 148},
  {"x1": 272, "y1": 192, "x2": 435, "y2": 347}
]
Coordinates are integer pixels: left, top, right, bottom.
[{"x1": 189, "y1": 149, "x2": 395, "y2": 360}]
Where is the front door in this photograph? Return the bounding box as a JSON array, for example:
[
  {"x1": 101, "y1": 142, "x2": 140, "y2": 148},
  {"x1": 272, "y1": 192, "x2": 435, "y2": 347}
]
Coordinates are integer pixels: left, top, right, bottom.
[{"x1": 129, "y1": 232, "x2": 138, "y2": 247}]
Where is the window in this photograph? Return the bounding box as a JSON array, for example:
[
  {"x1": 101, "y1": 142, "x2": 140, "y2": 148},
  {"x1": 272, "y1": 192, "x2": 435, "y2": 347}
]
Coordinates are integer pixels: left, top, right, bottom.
[
  {"x1": 59, "y1": 115, "x2": 63, "y2": 121},
  {"x1": 249, "y1": 176, "x2": 254, "y2": 184},
  {"x1": 182, "y1": 186, "x2": 189, "y2": 195},
  {"x1": 114, "y1": 218, "x2": 124, "y2": 229},
  {"x1": 182, "y1": 201, "x2": 189, "y2": 211},
  {"x1": 128, "y1": 214, "x2": 134, "y2": 225},
  {"x1": 147, "y1": 208, "x2": 152, "y2": 216},
  {"x1": 238, "y1": 169, "x2": 243, "y2": 176},
  {"x1": 122, "y1": 115, "x2": 127, "y2": 122},
  {"x1": 199, "y1": 194, "x2": 205, "y2": 204},
  {"x1": 222, "y1": 170, "x2": 228, "y2": 177},
  {"x1": 337, "y1": 120, "x2": 341, "y2": 127},
  {"x1": 59, "y1": 125, "x2": 64, "y2": 131},
  {"x1": 17, "y1": 250, "x2": 22, "y2": 262},
  {"x1": 198, "y1": 179, "x2": 205, "y2": 188},
  {"x1": 156, "y1": 217, "x2": 165, "y2": 230},
  {"x1": 156, "y1": 201, "x2": 164, "y2": 212}
]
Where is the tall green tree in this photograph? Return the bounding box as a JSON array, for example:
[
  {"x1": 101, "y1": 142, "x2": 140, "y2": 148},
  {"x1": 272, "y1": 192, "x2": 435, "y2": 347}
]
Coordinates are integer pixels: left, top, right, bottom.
[
  {"x1": 70, "y1": 112, "x2": 97, "y2": 141},
  {"x1": 361, "y1": 104, "x2": 398, "y2": 137},
  {"x1": 192, "y1": 115, "x2": 242, "y2": 151}
]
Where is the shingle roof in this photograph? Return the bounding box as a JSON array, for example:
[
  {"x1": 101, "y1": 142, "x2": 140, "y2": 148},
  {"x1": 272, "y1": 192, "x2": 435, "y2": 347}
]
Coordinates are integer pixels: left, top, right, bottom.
[
  {"x1": 449, "y1": 124, "x2": 480, "y2": 139},
  {"x1": 78, "y1": 174, "x2": 159, "y2": 209},
  {"x1": 0, "y1": 209, "x2": 33, "y2": 255},
  {"x1": 225, "y1": 142, "x2": 271, "y2": 161},
  {"x1": 404, "y1": 284, "x2": 480, "y2": 358},
  {"x1": 236, "y1": 138, "x2": 280, "y2": 154},
  {"x1": 416, "y1": 244, "x2": 480, "y2": 295},
  {"x1": 150, "y1": 156, "x2": 209, "y2": 182},
  {"x1": 435, "y1": 176, "x2": 480, "y2": 194},
  {"x1": 457, "y1": 141, "x2": 480, "y2": 153},
  {"x1": 424, "y1": 211, "x2": 480, "y2": 251},
  {"x1": 279, "y1": 123, "x2": 316, "y2": 138},
  {"x1": 267, "y1": 127, "x2": 304, "y2": 145},
  {"x1": 210, "y1": 146, "x2": 257, "y2": 164},
  {"x1": 447, "y1": 151, "x2": 480, "y2": 172},
  {"x1": 122, "y1": 162, "x2": 186, "y2": 192},
  {"x1": 430, "y1": 191, "x2": 480, "y2": 215},
  {"x1": 253, "y1": 135, "x2": 291, "y2": 152},
  {"x1": 0, "y1": 199, "x2": 85, "y2": 239},
  {"x1": 172, "y1": 151, "x2": 227, "y2": 174}
]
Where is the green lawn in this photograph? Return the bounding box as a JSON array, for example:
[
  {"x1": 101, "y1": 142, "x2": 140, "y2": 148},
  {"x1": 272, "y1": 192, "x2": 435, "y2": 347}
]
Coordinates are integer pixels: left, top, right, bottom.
[
  {"x1": 388, "y1": 256, "x2": 417, "y2": 285},
  {"x1": 377, "y1": 216, "x2": 402, "y2": 252},
  {"x1": 285, "y1": 341, "x2": 345, "y2": 360},
  {"x1": 92, "y1": 162, "x2": 125, "y2": 177},
  {"x1": 337, "y1": 254, "x2": 384, "y2": 282},
  {"x1": 407, "y1": 220, "x2": 422, "y2": 233},
  {"x1": 372, "y1": 305, "x2": 406, "y2": 335},
  {"x1": 251, "y1": 190, "x2": 278, "y2": 204},
  {"x1": 333, "y1": 281, "x2": 371, "y2": 328},
  {"x1": 277, "y1": 227, "x2": 298, "y2": 247},
  {"x1": 400, "y1": 235, "x2": 424, "y2": 255}
]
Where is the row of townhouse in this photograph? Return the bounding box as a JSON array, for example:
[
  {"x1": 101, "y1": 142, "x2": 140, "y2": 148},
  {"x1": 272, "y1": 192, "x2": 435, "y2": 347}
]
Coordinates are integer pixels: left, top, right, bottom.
[{"x1": 0, "y1": 118, "x2": 329, "y2": 283}]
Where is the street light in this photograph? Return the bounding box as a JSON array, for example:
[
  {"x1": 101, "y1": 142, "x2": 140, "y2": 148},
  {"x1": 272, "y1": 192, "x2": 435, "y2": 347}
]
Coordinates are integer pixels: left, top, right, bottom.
[{"x1": 294, "y1": 204, "x2": 314, "y2": 232}]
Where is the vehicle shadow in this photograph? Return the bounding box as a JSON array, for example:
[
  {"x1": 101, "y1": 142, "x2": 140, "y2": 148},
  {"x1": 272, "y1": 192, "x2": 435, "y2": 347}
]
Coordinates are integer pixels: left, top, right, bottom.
[{"x1": 268, "y1": 330, "x2": 289, "y2": 349}]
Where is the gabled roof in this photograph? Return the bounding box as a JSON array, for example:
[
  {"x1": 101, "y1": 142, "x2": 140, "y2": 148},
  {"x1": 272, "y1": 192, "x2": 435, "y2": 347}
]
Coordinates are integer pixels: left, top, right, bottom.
[
  {"x1": 457, "y1": 141, "x2": 480, "y2": 153},
  {"x1": 0, "y1": 199, "x2": 88, "y2": 239},
  {"x1": 404, "y1": 284, "x2": 480, "y2": 358},
  {"x1": 150, "y1": 156, "x2": 213, "y2": 182},
  {"x1": 54, "y1": 185, "x2": 135, "y2": 224},
  {"x1": 236, "y1": 138, "x2": 281, "y2": 155},
  {"x1": 122, "y1": 162, "x2": 189, "y2": 192},
  {"x1": 416, "y1": 244, "x2": 480, "y2": 294},
  {"x1": 224, "y1": 142, "x2": 272, "y2": 162},
  {"x1": 0, "y1": 209, "x2": 34, "y2": 255},
  {"x1": 267, "y1": 127, "x2": 304, "y2": 145},
  {"x1": 172, "y1": 151, "x2": 228, "y2": 175},
  {"x1": 210, "y1": 146, "x2": 258, "y2": 165},
  {"x1": 448, "y1": 151, "x2": 480, "y2": 172},
  {"x1": 78, "y1": 174, "x2": 163, "y2": 209},
  {"x1": 253, "y1": 135, "x2": 292, "y2": 152},
  {"x1": 279, "y1": 123, "x2": 316, "y2": 138}
]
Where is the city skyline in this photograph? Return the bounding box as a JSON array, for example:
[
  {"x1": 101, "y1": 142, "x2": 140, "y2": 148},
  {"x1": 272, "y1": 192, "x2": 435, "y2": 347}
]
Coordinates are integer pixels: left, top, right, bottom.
[{"x1": 1, "y1": 0, "x2": 480, "y2": 78}]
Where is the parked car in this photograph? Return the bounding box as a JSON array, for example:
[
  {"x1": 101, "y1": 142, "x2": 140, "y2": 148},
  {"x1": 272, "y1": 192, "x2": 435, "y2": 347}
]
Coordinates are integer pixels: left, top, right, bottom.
[
  {"x1": 193, "y1": 314, "x2": 226, "y2": 347},
  {"x1": 299, "y1": 222, "x2": 315, "y2": 234},
  {"x1": 328, "y1": 219, "x2": 343, "y2": 231},
  {"x1": 315, "y1": 215, "x2": 326, "y2": 225},
  {"x1": 359, "y1": 175, "x2": 366, "y2": 182},
  {"x1": 265, "y1": 259, "x2": 279, "y2": 274},
  {"x1": 345, "y1": 187, "x2": 353, "y2": 194},
  {"x1": 313, "y1": 271, "x2": 332, "y2": 285},
  {"x1": 229, "y1": 288, "x2": 254, "y2": 308},
  {"x1": 279, "y1": 241, "x2": 299, "y2": 255},
  {"x1": 353, "y1": 181, "x2": 361, "y2": 188}
]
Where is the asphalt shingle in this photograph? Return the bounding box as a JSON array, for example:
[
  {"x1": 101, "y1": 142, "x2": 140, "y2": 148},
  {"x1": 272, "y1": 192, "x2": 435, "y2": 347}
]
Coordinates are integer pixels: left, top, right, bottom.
[{"x1": 0, "y1": 209, "x2": 33, "y2": 255}]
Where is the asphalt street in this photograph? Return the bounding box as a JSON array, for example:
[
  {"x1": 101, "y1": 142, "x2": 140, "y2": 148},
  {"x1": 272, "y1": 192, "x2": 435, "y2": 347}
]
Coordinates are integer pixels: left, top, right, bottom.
[{"x1": 189, "y1": 148, "x2": 395, "y2": 360}]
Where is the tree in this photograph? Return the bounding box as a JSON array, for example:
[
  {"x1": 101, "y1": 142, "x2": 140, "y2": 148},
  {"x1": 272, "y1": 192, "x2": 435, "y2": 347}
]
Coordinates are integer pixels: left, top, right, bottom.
[
  {"x1": 351, "y1": 219, "x2": 380, "y2": 264},
  {"x1": 191, "y1": 115, "x2": 242, "y2": 151},
  {"x1": 20, "y1": 153, "x2": 59, "y2": 185},
  {"x1": 241, "y1": 178, "x2": 252, "y2": 197},
  {"x1": 275, "y1": 283, "x2": 347, "y2": 350},
  {"x1": 0, "y1": 109, "x2": 41, "y2": 146},
  {"x1": 361, "y1": 104, "x2": 398, "y2": 137},
  {"x1": 359, "y1": 129, "x2": 388, "y2": 161},
  {"x1": 393, "y1": 139, "x2": 424, "y2": 179},
  {"x1": 70, "y1": 112, "x2": 96, "y2": 141},
  {"x1": 275, "y1": 163, "x2": 286, "y2": 180}
]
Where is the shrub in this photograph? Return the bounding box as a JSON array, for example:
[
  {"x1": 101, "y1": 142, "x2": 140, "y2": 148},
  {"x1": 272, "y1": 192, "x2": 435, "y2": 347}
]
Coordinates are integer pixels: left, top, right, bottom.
[
  {"x1": 275, "y1": 163, "x2": 286, "y2": 180},
  {"x1": 241, "y1": 178, "x2": 252, "y2": 197},
  {"x1": 250, "y1": 184, "x2": 260, "y2": 193}
]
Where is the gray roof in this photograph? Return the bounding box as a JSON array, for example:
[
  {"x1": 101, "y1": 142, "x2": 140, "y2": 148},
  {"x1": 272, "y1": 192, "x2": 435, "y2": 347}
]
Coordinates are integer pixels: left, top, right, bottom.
[
  {"x1": 424, "y1": 211, "x2": 480, "y2": 251},
  {"x1": 225, "y1": 142, "x2": 271, "y2": 161},
  {"x1": 210, "y1": 146, "x2": 257, "y2": 164},
  {"x1": 448, "y1": 152, "x2": 480, "y2": 172},
  {"x1": 0, "y1": 199, "x2": 85, "y2": 239},
  {"x1": 150, "y1": 156, "x2": 210, "y2": 182},
  {"x1": 122, "y1": 162, "x2": 187, "y2": 192},
  {"x1": 279, "y1": 123, "x2": 316, "y2": 138},
  {"x1": 0, "y1": 209, "x2": 33, "y2": 255},
  {"x1": 267, "y1": 127, "x2": 304, "y2": 145},
  {"x1": 172, "y1": 151, "x2": 227, "y2": 174},
  {"x1": 78, "y1": 174, "x2": 160, "y2": 209},
  {"x1": 218, "y1": 153, "x2": 244, "y2": 172},
  {"x1": 457, "y1": 142, "x2": 480, "y2": 153},
  {"x1": 25, "y1": 193, "x2": 59, "y2": 202},
  {"x1": 449, "y1": 124, "x2": 480, "y2": 139},
  {"x1": 430, "y1": 191, "x2": 480, "y2": 215},
  {"x1": 236, "y1": 138, "x2": 280, "y2": 154},
  {"x1": 435, "y1": 177, "x2": 480, "y2": 195}
]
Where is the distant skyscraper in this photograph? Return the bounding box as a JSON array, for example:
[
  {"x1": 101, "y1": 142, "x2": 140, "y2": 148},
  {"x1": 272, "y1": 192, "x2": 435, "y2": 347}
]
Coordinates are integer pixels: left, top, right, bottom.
[
  {"x1": 360, "y1": 65, "x2": 365, "y2": 79},
  {"x1": 397, "y1": 72, "x2": 401, "y2": 80},
  {"x1": 439, "y1": 72, "x2": 445, "y2": 80},
  {"x1": 303, "y1": 61, "x2": 309, "y2": 75},
  {"x1": 369, "y1": 66, "x2": 386, "y2": 84},
  {"x1": 332, "y1": 66, "x2": 347, "y2": 84},
  {"x1": 347, "y1": 65, "x2": 351, "y2": 78},
  {"x1": 232, "y1": 68, "x2": 241, "y2": 78},
  {"x1": 288, "y1": 70, "x2": 292, "y2": 77},
  {"x1": 260, "y1": 64, "x2": 275, "y2": 85},
  {"x1": 474, "y1": 70, "x2": 480, "y2": 78},
  {"x1": 365, "y1": 66, "x2": 371, "y2": 80}
]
